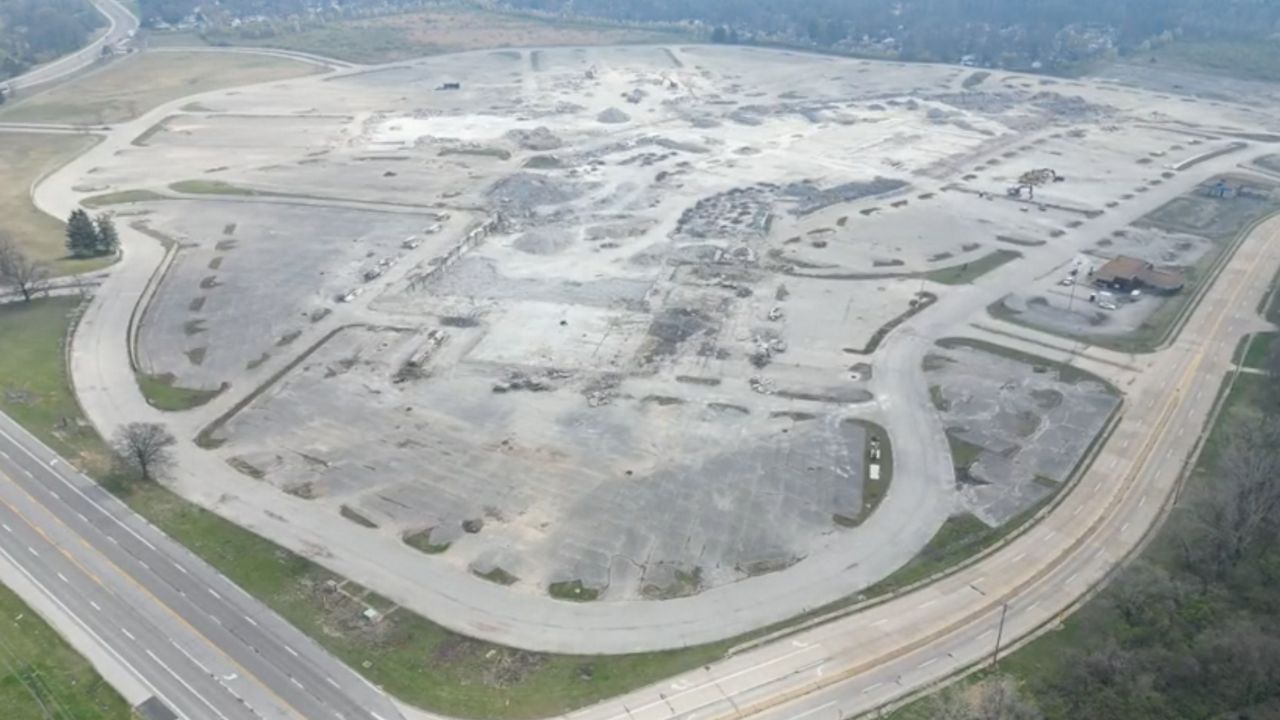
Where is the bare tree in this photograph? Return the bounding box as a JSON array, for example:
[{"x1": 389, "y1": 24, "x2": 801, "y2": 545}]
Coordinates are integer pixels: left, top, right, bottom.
[
  {"x1": 973, "y1": 675, "x2": 1042, "y2": 720},
  {"x1": 924, "y1": 676, "x2": 1042, "y2": 720},
  {"x1": 0, "y1": 234, "x2": 50, "y2": 302},
  {"x1": 1189, "y1": 418, "x2": 1280, "y2": 576},
  {"x1": 113, "y1": 422, "x2": 176, "y2": 483},
  {"x1": 1106, "y1": 560, "x2": 1180, "y2": 629}
]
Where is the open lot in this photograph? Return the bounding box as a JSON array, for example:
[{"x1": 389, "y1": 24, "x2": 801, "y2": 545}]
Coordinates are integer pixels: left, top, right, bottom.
[
  {"x1": 190, "y1": 8, "x2": 690, "y2": 65},
  {"x1": 52, "y1": 42, "x2": 1280, "y2": 630},
  {"x1": 926, "y1": 339, "x2": 1119, "y2": 526},
  {"x1": 0, "y1": 51, "x2": 323, "y2": 125},
  {"x1": 0, "y1": 133, "x2": 105, "y2": 275}
]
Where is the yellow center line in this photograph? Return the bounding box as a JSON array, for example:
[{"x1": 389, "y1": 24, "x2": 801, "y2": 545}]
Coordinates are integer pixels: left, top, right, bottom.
[{"x1": 704, "y1": 220, "x2": 1280, "y2": 720}]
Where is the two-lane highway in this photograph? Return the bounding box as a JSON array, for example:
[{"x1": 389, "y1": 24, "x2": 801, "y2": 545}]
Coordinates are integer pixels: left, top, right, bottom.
[
  {"x1": 0, "y1": 411, "x2": 404, "y2": 720},
  {"x1": 4, "y1": 0, "x2": 139, "y2": 93}
]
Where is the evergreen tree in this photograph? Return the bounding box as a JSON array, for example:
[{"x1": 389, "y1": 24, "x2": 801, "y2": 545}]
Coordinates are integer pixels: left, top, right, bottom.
[
  {"x1": 65, "y1": 208, "x2": 98, "y2": 258},
  {"x1": 94, "y1": 213, "x2": 119, "y2": 256}
]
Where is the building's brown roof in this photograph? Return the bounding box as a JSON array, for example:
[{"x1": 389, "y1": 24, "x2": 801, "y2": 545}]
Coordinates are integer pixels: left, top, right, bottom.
[
  {"x1": 1095, "y1": 255, "x2": 1184, "y2": 291},
  {"x1": 1095, "y1": 256, "x2": 1149, "y2": 282}
]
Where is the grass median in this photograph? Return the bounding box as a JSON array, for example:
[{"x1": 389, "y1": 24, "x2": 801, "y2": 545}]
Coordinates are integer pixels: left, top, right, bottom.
[{"x1": 0, "y1": 52, "x2": 323, "y2": 126}]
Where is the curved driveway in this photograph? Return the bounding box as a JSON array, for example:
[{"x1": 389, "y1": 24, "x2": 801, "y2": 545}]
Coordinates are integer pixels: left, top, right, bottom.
[{"x1": 26, "y1": 48, "x2": 1268, "y2": 659}]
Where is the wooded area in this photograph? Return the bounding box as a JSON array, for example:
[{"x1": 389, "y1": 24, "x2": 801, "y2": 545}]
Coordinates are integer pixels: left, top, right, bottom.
[{"x1": 0, "y1": 0, "x2": 103, "y2": 81}]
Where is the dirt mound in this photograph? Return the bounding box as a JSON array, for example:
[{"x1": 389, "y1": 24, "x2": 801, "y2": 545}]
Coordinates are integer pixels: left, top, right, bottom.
[
  {"x1": 597, "y1": 107, "x2": 631, "y2": 124},
  {"x1": 505, "y1": 126, "x2": 563, "y2": 151},
  {"x1": 512, "y1": 230, "x2": 574, "y2": 255}
]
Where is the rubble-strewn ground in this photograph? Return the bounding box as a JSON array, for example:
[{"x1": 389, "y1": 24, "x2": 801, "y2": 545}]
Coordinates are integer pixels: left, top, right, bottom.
[
  {"x1": 74, "y1": 44, "x2": 1278, "y2": 600},
  {"x1": 926, "y1": 341, "x2": 1119, "y2": 526}
]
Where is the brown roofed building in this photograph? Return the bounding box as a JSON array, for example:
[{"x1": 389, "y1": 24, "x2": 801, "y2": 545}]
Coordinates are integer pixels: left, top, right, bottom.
[{"x1": 1094, "y1": 255, "x2": 1184, "y2": 294}]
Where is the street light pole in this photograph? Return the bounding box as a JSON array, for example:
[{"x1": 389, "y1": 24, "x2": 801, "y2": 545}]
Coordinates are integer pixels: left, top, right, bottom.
[{"x1": 992, "y1": 601, "x2": 1010, "y2": 669}]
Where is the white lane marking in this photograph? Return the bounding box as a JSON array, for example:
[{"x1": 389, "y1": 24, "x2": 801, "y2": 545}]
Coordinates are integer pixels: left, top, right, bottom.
[
  {"x1": 863, "y1": 682, "x2": 883, "y2": 694},
  {"x1": 290, "y1": 677, "x2": 305, "y2": 690},
  {"x1": 208, "y1": 588, "x2": 222, "y2": 600},
  {"x1": 0, "y1": 425, "x2": 166, "y2": 561},
  {"x1": 1139, "y1": 495, "x2": 1148, "y2": 508},
  {"x1": 918, "y1": 657, "x2": 938, "y2": 669},
  {"x1": 56, "y1": 572, "x2": 69, "y2": 583},
  {"x1": 243, "y1": 615, "x2": 258, "y2": 627},
  {"x1": 121, "y1": 627, "x2": 136, "y2": 640},
  {"x1": 1, "y1": 524, "x2": 10, "y2": 533},
  {"x1": 173, "y1": 562, "x2": 188, "y2": 575},
  {"x1": 173, "y1": 641, "x2": 212, "y2": 674},
  {"x1": 1121, "y1": 522, "x2": 1131, "y2": 533},
  {"x1": 786, "y1": 701, "x2": 836, "y2": 720},
  {"x1": 606, "y1": 645, "x2": 820, "y2": 719},
  {"x1": 146, "y1": 649, "x2": 231, "y2": 720},
  {"x1": 89, "y1": 600, "x2": 101, "y2": 611},
  {"x1": 26, "y1": 546, "x2": 38, "y2": 557},
  {"x1": 326, "y1": 677, "x2": 340, "y2": 689},
  {"x1": 107, "y1": 535, "x2": 118, "y2": 544},
  {"x1": 48, "y1": 490, "x2": 59, "y2": 500},
  {"x1": 977, "y1": 629, "x2": 993, "y2": 640},
  {"x1": 1028, "y1": 601, "x2": 1041, "y2": 612},
  {"x1": 1066, "y1": 572, "x2": 1079, "y2": 585},
  {"x1": 209, "y1": 615, "x2": 222, "y2": 626},
  {"x1": 76, "y1": 512, "x2": 87, "y2": 523},
  {"x1": 284, "y1": 645, "x2": 299, "y2": 658},
  {"x1": 871, "y1": 619, "x2": 888, "y2": 628},
  {"x1": 1010, "y1": 552, "x2": 1027, "y2": 563},
  {"x1": 137, "y1": 560, "x2": 149, "y2": 571},
  {"x1": 1072, "y1": 506, "x2": 1083, "y2": 516},
  {"x1": 918, "y1": 599, "x2": 937, "y2": 609},
  {"x1": 0, "y1": 543, "x2": 170, "y2": 708}
]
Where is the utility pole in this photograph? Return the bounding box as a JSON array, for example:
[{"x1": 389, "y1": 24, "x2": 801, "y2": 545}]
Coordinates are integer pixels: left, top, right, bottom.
[{"x1": 992, "y1": 601, "x2": 1010, "y2": 669}]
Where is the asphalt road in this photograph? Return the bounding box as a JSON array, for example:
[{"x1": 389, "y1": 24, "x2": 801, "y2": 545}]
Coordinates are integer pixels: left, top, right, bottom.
[
  {"x1": 4, "y1": 0, "x2": 140, "y2": 93},
  {"x1": 0, "y1": 411, "x2": 404, "y2": 720},
  {"x1": 562, "y1": 214, "x2": 1280, "y2": 720}
]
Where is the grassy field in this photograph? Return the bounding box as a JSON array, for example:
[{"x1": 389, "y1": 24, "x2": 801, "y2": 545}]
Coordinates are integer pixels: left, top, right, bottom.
[
  {"x1": 186, "y1": 8, "x2": 688, "y2": 64},
  {"x1": 0, "y1": 134, "x2": 111, "y2": 276},
  {"x1": 0, "y1": 581, "x2": 132, "y2": 720},
  {"x1": 134, "y1": 372, "x2": 222, "y2": 412},
  {"x1": 0, "y1": 52, "x2": 323, "y2": 126},
  {"x1": 169, "y1": 180, "x2": 267, "y2": 196},
  {"x1": 1240, "y1": 332, "x2": 1276, "y2": 370},
  {"x1": 81, "y1": 189, "x2": 169, "y2": 209},
  {"x1": 926, "y1": 249, "x2": 1021, "y2": 286}
]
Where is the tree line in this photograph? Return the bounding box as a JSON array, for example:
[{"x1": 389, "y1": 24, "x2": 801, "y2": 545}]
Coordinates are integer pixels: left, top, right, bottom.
[
  {"x1": 496, "y1": 0, "x2": 1280, "y2": 71},
  {"x1": 0, "y1": 0, "x2": 104, "y2": 82}
]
